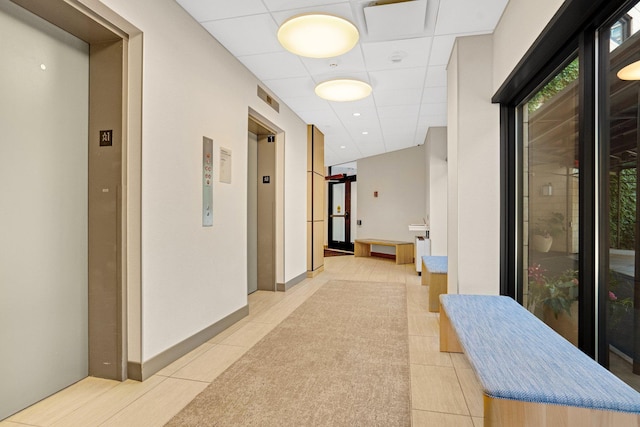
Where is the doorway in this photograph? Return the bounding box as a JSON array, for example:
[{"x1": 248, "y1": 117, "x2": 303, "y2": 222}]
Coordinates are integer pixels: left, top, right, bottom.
[
  {"x1": 328, "y1": 178, "x2": 357, "y2": 252},
  {"x1": 248, "y1": 117, "x2": 278, "y2": 293},
  {"x1": 327, "y1": 164, "x2": 357, "y2": 253}
]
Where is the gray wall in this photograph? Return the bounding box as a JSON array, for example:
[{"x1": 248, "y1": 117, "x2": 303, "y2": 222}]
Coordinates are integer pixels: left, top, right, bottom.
[{"x1": 356, "y1": 145, "x2": 427, "y2": 253}]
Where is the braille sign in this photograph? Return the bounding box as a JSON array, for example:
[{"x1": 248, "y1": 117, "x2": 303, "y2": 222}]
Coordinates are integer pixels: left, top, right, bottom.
[{"x1": 100, "y1": 130, "x2": 113, "y2": 147}]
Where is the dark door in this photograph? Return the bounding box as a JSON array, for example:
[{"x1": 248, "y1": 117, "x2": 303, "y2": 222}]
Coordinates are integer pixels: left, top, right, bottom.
[{"x1": 328, "y1": 176, "x2": 356, "y2": 252}]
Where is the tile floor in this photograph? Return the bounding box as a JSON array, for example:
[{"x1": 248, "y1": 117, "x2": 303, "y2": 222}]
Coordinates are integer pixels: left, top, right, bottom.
[{"x1": 1, "y1": 255, "x2": 483, "y2": 427}]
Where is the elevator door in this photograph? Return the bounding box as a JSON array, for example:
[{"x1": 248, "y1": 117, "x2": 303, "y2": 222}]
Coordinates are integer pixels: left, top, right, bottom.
[
  {"x1": 248, "y1": 118, "x2": 277, "y2": 293},
  {"x1": 256, "y1": 133, "x2": 276, "y2": 291},
  {"x1": 0, "y1": 2, "x2": 89, "y2": 419}
]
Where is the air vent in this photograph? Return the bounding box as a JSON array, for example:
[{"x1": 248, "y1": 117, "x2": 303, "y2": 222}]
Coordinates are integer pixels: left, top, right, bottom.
[
  {"x1": 257, "y1": 86, "x2": 279, "y2": 113},
  {"x1": 363, "y1": 0, "x2": 427, "y2": 39},
  {"x1": 368, "y1": 0, "x2": 413, "y2": 5}
]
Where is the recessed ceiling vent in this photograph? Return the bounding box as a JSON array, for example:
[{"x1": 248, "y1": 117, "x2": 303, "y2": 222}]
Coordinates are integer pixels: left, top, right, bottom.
[{"x1": 363, "y1": 0, "x2": 427, "y2": 39}]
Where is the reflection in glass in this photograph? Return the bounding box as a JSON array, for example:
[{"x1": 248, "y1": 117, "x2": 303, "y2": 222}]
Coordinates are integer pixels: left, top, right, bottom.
[
  {"x1": 606, "y1": 1, "x2": 640, "y2": 390},
  {"x1": 522, "y1": 57, "x2": 580, "y2": 345}
]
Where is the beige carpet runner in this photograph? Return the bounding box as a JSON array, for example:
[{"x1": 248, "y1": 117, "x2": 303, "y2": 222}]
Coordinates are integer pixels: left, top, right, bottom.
[{"x1": 166, "y1": 280, "x2": 411, "y2": 426}]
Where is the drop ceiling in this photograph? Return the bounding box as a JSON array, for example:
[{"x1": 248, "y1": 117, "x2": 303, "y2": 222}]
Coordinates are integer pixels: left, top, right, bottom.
[{"x1": 175, "y1": 0, "x2": 509, "y2": 166}]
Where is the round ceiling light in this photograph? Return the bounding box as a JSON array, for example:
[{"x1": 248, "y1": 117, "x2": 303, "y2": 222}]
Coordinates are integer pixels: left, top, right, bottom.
[
  {"x1": 617, "y1": 60, "x2": 640, "y2": 80},
  {"x1": 277, "y1": 13, "x2": 359, "y2": 58},
  {"x1": 315, "y1": 79, "x2": 372, "y2": 102}
]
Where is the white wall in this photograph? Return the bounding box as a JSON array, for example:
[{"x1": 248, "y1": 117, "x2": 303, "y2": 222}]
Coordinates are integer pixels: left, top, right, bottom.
[
  {"x1": 356, "y1": 145, "x2": 426, "y2": 250},
  {"x1": 95, "y1": 0, "x2": 307, "y2": 362},
  {"x1": 445, "y1": 0, "x2": 566, "y2": 295},
  {"x1": 493, "y1": 0, "x2": 565, "y2": 92},
  {"x1": 448, "y1": 35, "x2": 500, "y2": 295},
  {"x1": 425, "y1": 127, "x2": 448, "y2": 255},
  {"x1": 447, "y1": 42, "x2": 460, "y2": 290}
]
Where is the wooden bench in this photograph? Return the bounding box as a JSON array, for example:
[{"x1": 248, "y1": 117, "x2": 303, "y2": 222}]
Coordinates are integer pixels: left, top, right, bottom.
[
  {"x1": 439, "y1": 294, "x2": 640, "y2": 426},
  {"x1": 421, "y1": 256, "x2": 447, "y2": 312},
  {"x1": 354, "y1": 239, "x2": 414, "y2": 265}
]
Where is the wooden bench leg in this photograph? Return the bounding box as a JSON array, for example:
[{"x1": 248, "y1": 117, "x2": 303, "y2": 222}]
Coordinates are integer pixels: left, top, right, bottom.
[
  {"x1": 354, "y1": 242, "x2": 370, "y2": 257},
  {"x1": 439, "y1": 306, "x2": 463, "y2": 353},
  {"x1": 428, "y1": 274, "x2": 447, "y2": 312},
  {"x1": 395, "y1": 244, "x2": 413, "y2": 264}
]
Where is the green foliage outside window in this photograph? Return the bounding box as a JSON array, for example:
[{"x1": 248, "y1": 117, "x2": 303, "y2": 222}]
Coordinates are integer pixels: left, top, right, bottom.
[
  {"x1": 610, "y1": 168, "x2": 636, "y2": 249},
  {"x1": 528, "y1": 58, "x2": 580, "y2": 114}
]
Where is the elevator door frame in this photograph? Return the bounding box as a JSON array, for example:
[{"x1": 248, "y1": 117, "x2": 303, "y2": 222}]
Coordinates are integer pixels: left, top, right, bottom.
[
  {"x1": 248, "y1": 111, "x2": 285, "y2": 292},
  {"x1": 10, "y1": 0, "x2": 143, "y2": 384}
]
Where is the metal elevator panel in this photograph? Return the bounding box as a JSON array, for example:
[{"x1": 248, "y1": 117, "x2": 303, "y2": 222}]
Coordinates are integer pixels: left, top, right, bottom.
[{"x1": 0, "y1": 1, "x2": 89, "y2": 419}]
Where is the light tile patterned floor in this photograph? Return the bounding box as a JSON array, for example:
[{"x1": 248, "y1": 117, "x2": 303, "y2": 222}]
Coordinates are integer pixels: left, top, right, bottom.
[{"x1": 2, "y1": 256, "x2": 483, "y2": 426}]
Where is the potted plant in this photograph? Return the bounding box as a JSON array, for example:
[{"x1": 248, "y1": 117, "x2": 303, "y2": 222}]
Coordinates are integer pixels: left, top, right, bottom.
[
  {"x1": 531, "y1": 212, "x2": 565, "y2": 252},
  {"x1": 607, "y1": 272, "x2": 633, "y2": 329},
  {"x1": 527, "y1": 264, "x2": 579, "y2": 344}
]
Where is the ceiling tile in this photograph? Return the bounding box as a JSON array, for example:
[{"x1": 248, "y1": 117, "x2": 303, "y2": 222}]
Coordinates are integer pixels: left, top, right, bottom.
[
  {"x1": 380, "y1": 115, "x2": 418, "y2": 131},
  {"x1": 299, "y1": 48, "x2": 367, "y2": 77},
  {"x1": 298, "y1": 109, "x2": 344, "y2": 130},
  {"x1": 423, "y1": 0, "x2": 441, "y2": 36},
  {"x1": 373, "y1": 88, "x2": 422, "y2": 107},
  {"x1": 422, "y1": 86, "x2": 447, "y2": 104},
  {"x1": 429, "y1": 35, "x2": 456, "y2": 66},
  {"x1": 415, "y1": 122, "x2": 430, "y2": 142},
  {"x1": 238, "y1": 51, "x2": 308, "y2": 80},
  {"x1": 201, "y1": 15, "x2": 281, "y2": 57},
  {"x1": 338, "y1": 113, "x2": 379, "y2": 133},
  {"x1": 369, "y1": 67, "x2": 427, "y2": 92},
  {"x1": 263, "y1": 76, "x2": 316, "y2": 99},
  {"x1": 270, "y1": 3, "x2": 355, "y2": 26},
  {"x1": 356, "y1": 139, "x2": 388, "y2": 159},
  {"x1": 361, "y1": 37, "x2": 432, "y2": 71},
  {"x1": 435, "y1": 0, "x2": 508, "y2": 35},
  {"x1": 425, "y1": 66, "x2": 447, "y2": 87},
  {"x1": 263, "y1": 0, "x2": 350, "y2": 12},
  {"x1": 377, "y1": 104, "x2": 420, "y2": 118},
  {"x1": 176, "y1": 0, "x2": 267, "y2": 22},
  {"x1": 329, "y1": 97, "x2": 377, "y2": 115},
  {"x1": 345, "y1": 123, "x2": 383, "y2": 140},
  {"x1": 282, "y1": 95, "x2": 332, "y2": 112},
  {"x1": 419, "y1": 102, "x2": 447, "y2": 117},
  {"x1": 419, "y1": 114, "x2": 448, "y2": 127},
  {"x1": 363, "y1": 0, "x2": 427, "y2": 40}
]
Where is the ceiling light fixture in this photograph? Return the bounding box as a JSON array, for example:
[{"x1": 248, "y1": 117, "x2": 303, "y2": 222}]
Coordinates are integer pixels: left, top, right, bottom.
[
  {"x1": 362, "y1": 131, "x2": 369, "y2": 135},
  {"x1": 277, "y1": 13, "x2": 359, "y2": 58},
  {"x1": 353, "y1": 112, "x2": 361, "y2": 117},
  {"x1": 315, "y1": 79, "x2": 372, "y2": 102},
  {"x1": 618, "y1": 60, "x2": 640, "y2": 80}
]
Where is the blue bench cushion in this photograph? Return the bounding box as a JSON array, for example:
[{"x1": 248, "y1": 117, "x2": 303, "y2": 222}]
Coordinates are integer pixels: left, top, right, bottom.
[
  {"x1": 422, "y1": 256, "x2": 447, "y2": 274},
  {"x1": 440, "y1": 294, "x2": 640, "y2": 413}
]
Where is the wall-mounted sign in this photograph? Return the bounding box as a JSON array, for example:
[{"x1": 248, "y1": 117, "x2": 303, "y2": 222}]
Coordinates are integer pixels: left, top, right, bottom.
[
  {"x1": 203, "y1": 137, "x2": 213, "y2": 227},
  {"x1": 99, "y1": 130, "x2": 112, "y2": 147},
  {"x1": 262, "y1": 176, "x2": 270, "y2": 184},
  {"x1": 219, "y1": 147, "x2": 231, "y2": 184}
]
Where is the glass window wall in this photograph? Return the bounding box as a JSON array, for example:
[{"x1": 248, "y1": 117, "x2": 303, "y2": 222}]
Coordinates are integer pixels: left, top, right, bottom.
[
  {"x1": 521, "y1": 58, "x2": 580, "y2": 345},
  {"x1": 605, "y1": 1, "x2": 640, "y2": 390}
]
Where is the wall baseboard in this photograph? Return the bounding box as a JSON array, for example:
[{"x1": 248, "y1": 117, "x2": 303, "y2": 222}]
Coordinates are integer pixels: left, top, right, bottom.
[
  {"x1": 306, "y1": 265, "x2": 324, "y2": 278},
  {"x1": 127, "y1": 305, "x2": 249, "y2": 381},
  {"x1": 277, "y1": 271, "x2": 307, "y2": 292}
]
